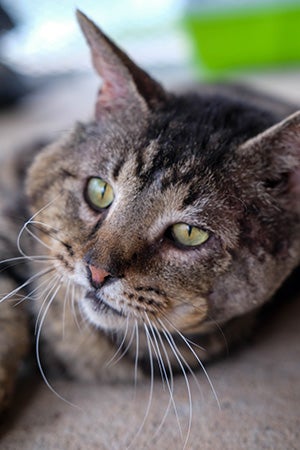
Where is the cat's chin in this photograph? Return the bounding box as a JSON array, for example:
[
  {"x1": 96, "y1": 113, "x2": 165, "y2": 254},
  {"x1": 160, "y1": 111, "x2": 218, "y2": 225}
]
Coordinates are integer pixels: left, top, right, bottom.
[{"x1": 80, "y1": 291, "x2": 127, "y2": 331}]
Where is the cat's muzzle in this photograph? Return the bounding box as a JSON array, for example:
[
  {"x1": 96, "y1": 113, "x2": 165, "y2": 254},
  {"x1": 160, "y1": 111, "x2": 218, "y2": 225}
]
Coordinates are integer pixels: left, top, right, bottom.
[{"x1": 85, "y1": 290, "x2": 124, "y2": 317}]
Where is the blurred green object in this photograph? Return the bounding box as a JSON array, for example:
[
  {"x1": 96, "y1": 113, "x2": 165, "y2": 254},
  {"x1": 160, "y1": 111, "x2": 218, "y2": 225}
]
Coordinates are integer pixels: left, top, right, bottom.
[{"x1": 183, "y1": 1, "x2": 300, "y2": 75}]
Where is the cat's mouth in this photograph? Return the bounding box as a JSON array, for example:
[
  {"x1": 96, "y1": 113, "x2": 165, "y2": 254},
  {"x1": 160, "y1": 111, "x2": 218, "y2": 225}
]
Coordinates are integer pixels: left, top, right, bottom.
[{"x1": 85, "y1": 290, "x2": 124, "y2": 317}]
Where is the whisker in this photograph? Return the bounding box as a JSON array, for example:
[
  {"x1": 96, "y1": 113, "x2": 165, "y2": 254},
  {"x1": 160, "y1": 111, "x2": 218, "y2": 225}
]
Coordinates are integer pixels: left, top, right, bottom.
[
  {"x1": 205, "y1": 313, "x2": 229, "y2": 356},
  {"x1": 145, "y1": 315, "x2": 183, "y2": 441},
  {"x1": 35, "y1": 277, "x2": 82, "y2": 410},
  {"x1": 0, "y1": 255, "x2": 56, "y2": 279},
  {"x1": 70, "y1": 283, "x2": 82, "y2": 331},
  {"x1": 0, "y1": 267, "x2": 55, "y2": 304},
  {"x1": 17, "y1": 195, "x2": 61, "y2": 259},
  {"x1": 164, "y1": 300, "x2": 228, "y2": 356},
  {"x1": 13, "y1": 271, "x2": 57, "y2": 307},
  {"x1": 143, "y1": 319, "x2": 166, "y2": 391},
  {"x1": 184, "y1": 337, "x2": 207, "y2": 352},
  {"x1": 34, "y1": 273, "x2": 62, "y2": 334},
  {"x1": 0, "y1": 255, "x2": 56, "y2": 265},
  {"x1": 127, "y1": 320, "x2": 154, "y2": 449},
  {"x1": 27, "y1": 220, "x2": 61, "y2": 233},
  {"x1": 105, "y1": 317, "x2": 130, "y2": 367},
  {"x1": 0, "y1": 260, "x2": 34, "y2": 278},
  {"x1": 133, "y1": 320, "x2": 139, "y2": 391},
  {"x1": 62, "y1": 279, "x2": 71, "y2": 340},
  {"x1": 160, "y1": 317, "x2": 221, "y2": 409},
  {"x1": 159, "y1": 325, "x2": 193, "y2": 450},
  {"x1": 158, "y1": 320, "x2": 206, "y2": 400},
  {"x1": 110, "y1": 320, "x2": 136, "y2": 366},
  {"x1": 24, "y1": 225, "x2": 53, "y2": 250},
  {"x1": 27, "y1": 221, "x2": 73, "y2": 250}
]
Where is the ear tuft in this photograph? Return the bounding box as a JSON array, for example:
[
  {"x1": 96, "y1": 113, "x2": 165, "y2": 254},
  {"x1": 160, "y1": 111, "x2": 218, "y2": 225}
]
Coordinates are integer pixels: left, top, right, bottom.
[
  {"x1": 240, "y1": 110, "x2": 300, "y2": 204},
  {"x1": 241, "y1": 110, "x2": 300, "y2": 159},
  {"x1": 76, "y1": 10, "x2": 167, "y2": 119}
]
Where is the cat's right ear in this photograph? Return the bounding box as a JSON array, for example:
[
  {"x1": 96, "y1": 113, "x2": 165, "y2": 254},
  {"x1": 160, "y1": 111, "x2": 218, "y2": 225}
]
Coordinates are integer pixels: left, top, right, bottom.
[
  {"x1": 76, "y1": 10, "x2": 168, "y2": 121},
  {"x1": 239, "y1": 110, "x2": 300, "y2": 206}
]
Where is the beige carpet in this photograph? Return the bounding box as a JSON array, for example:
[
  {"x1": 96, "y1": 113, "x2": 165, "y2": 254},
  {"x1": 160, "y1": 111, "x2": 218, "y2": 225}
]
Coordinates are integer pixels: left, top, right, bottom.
[
  {"x1": 0, "y1": 297, "x2": 299, "y2": 450},
  {"x1": 0, "y1": 72, "x2": 299, "y2": 450}
]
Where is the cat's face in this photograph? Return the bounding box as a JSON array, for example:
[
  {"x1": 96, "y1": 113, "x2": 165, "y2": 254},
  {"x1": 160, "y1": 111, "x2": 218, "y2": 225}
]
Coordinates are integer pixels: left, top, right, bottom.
[{"x1": 26, "y1": 12, "x2": 300, "y2": 336}]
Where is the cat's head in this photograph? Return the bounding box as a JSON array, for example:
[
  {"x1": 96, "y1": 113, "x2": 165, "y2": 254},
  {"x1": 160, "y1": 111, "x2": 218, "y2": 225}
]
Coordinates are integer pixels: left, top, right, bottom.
[{"x1": 26, "y1": 11, "x2": 300, "y2": 335}]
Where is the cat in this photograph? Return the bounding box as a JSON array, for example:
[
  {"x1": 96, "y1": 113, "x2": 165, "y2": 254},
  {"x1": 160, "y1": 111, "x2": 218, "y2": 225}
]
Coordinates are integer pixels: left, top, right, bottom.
[{"x1": 0, "y1": 9, "x2": 299, "y2": 414}]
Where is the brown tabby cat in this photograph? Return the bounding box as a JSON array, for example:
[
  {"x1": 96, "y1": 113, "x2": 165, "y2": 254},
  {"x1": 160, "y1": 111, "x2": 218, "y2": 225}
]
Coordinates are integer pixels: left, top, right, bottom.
[{"x1": 0, "y1": 10, "x2": 299, "y2": 413}]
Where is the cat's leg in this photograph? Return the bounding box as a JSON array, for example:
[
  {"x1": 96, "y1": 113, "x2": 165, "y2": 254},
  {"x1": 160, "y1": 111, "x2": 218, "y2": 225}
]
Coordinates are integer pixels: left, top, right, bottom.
[{"x1": 0, "y1": 277, "x2": 30, "y2": 412}]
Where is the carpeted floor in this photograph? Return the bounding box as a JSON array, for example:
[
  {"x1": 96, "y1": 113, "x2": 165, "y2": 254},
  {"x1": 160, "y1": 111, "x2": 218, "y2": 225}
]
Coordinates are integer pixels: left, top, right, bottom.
[
  {"x1": 0, "y1": 71, "x2": 299, "y2": 450},
  {"x1": 0, "y1": 295, "x2": 299, "y2": 450}
]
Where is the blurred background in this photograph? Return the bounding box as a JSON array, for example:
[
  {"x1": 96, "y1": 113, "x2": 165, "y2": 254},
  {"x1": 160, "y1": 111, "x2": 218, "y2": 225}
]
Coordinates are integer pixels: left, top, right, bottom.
[
  {"x1": 0, "y1": 0, "x2": 300, "y2": 150},
  {"x1": 0, "y1": 0, "x2": 188, "y2": 75},
  {"x1": 0, "y1": 0, "x2": 188, "y2": 105}
]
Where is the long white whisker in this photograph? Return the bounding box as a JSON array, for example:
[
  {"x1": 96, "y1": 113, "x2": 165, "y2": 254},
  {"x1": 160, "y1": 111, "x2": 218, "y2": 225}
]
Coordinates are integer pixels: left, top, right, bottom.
[
  {"x1": 127, "y1": 321, "x2": 154, "y2": 449},
  {"x1": 133, "y1": 320, "x2": 139, "y2": 390},
  {"x1": 145, "y1": 316, "x2": 183, "y2": 441},
  {"x1": 24, "y1": 225, "x2": 53, "y2": 250},
  {"x1": 70, "y1": 283, "x2": 82, "y2": 331},
  {"x1": 27, "y1": 220, "x2": 61, "y2": 233},
  {"x1": 34, "y1": 274, "x2": 62, "y2": 334},
  {"x1": 0, "y1": 255, "x2": 56, "y2": 265},
  {"x1": 205, "y1": 314, "x2": 229, "y2": 355},
  {"x1": 160, "y1": 326, "x2": 193, "y2": 450},
  {"x1": 110, "y1": 320, "x2": 136, "y2": 366},
  {"x1": 105, "y1": 317, "x2": 130, "y2": 367},
  {"x1": 0, "y1": 258, "x2": 52, "y2": 280},
  {"x1": 62, "y1": 279, "x2": 71, "y2": 340},
  {"x1": 184, "y1": 337, "x2": 206, "y2": 352},
  {"x1": 13, "y1": 270, "x2": 57, "y2": 307},
  {"x1": 160, "y1": 317, "x2": 221, "y2": 409},
  {"x1": 0, "y1": 267, "x2": 55, "y2": 304},
  {"x1": 143, "y1": 319, "x2": 166, "y2": 391},
  {"x1": 35, "y1": 278, "x2": 82, "y2": 410},
  {"x1": 17, "y1": 194, "x2": 61, "y2": 259},
  {"x1": 158, "y1": 321, "x2": 205, "y2": 401},
  {"x1": 176, "y1": 300, "x2": 227, "y2": 353}
]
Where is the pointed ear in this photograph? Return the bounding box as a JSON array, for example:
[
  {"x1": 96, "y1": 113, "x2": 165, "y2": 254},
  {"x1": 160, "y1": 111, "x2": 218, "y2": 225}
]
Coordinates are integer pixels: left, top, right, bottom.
[
  {"x1": 239, "y1": 111, "x2": 300, "y2": 197},
  {"x1": 76, "y1": 10, "x2": 168, "y2": 120}
]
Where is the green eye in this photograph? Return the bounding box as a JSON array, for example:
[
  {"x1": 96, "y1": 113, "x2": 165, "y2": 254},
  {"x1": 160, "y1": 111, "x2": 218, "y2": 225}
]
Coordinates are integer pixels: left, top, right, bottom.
[
  {"x1": 171, "y1": 223, "x2": 209, "y2": 247},
  {"x1": 86, "y1": 177, "x2": 114, "y2": 210}
]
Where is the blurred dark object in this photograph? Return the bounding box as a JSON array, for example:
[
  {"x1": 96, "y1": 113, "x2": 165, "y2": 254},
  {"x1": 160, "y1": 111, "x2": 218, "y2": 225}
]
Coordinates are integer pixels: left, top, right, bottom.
[
  {"x1": 0, "y1": 3, "x2": 15, "y2": 34},
  {"x1": 0, "y1": 62, "x2": 29, "y2": 107},
  {"x1": 0, "y1": 1, "x2": 29, "y2": 108}
]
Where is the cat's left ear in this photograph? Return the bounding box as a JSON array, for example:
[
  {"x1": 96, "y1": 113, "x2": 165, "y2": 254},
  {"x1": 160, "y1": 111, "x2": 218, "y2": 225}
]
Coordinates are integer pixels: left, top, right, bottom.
[
  {"x1": 240, "y1": 111, "x2": 300, "y2": 197},
  {"x1": 76, "y1": 10, "x2": 168, "y2": 121}
]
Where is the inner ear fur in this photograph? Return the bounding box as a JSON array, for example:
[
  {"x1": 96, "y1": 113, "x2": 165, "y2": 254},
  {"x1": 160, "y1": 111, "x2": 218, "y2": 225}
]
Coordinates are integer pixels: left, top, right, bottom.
[
  {"x1": 76, "y1": 10, "x2": 168, "y2": 120},
  {"x1": 239, "y1": 111, "x2": 300, "y2": 195}
]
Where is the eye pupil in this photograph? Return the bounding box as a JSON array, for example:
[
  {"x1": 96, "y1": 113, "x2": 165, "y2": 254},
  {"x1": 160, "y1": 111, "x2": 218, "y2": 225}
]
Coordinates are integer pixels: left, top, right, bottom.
[{"x1": 101, "y1": 183, "x2": 107, "y2": 198}]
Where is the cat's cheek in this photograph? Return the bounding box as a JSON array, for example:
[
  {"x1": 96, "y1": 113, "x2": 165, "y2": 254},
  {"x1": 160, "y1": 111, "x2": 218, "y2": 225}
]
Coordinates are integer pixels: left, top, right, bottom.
[
  {"x1": 160, "y1": 245, "x2": 211, "y2": 269},
  {"x1": 78, "y1": 203, "x2": 103, "y2": 225},
  {"x1": 167, "y1": 299, "x2": 208, "y2": 333}
]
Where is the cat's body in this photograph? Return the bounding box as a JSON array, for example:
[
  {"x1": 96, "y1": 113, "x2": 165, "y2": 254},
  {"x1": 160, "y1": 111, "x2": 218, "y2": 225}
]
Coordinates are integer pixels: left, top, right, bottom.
[{"x1": 0, "y1": 11, "x2": 300, "y2": 412}]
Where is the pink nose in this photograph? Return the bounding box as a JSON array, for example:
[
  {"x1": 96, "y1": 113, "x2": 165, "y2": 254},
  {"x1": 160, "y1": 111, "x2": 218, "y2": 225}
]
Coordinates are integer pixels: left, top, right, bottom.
[{"x1": 88, "y1": 264, "x2": 111, "y2": 287}]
